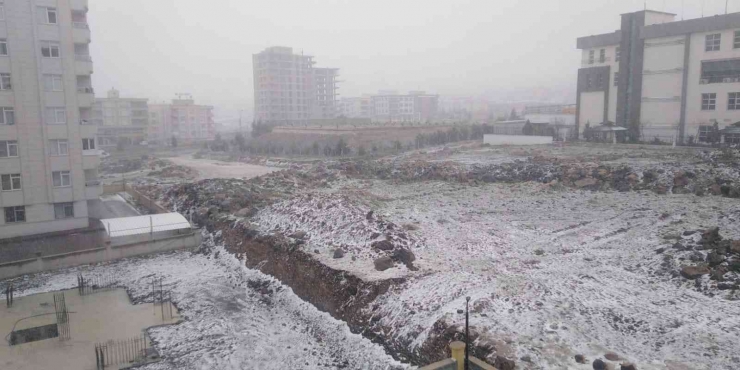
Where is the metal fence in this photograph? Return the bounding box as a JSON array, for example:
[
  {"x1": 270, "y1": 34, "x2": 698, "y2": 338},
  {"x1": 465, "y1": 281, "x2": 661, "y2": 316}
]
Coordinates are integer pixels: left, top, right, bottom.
[
  {"x1": 53, "y1": 292, "x2": 70, "y2": 341},
  {"x1": 78, "y1": 273, "x2": 118, "y2": 296},
  {"x1": 152, "y1": 277, "x2": 174, "y2": 321},
  {"x1": 4, "y1": 283, "x2": 13, "y2": 308},
  {"x1": 95, "y1": 334, "x2": 149, "y2": 369}
]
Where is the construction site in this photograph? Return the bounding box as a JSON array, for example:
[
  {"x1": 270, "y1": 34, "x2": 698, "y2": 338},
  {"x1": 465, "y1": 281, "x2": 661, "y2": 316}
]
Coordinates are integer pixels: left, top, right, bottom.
[{"x1": 3, "y1": 139, "x2": 738, "y2": 370}]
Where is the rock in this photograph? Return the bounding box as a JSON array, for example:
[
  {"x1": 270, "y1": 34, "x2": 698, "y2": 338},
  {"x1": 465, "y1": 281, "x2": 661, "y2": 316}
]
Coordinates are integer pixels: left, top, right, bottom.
[
  {"x1": 520, "y1": 355, "x2": 533, "y2": 363},
  {"x1": 709, "y1": 184, "x2": 722, "y2": 195},
  {"x1": 534, "y1": 249, "x2": 545, "y2": 256},
  {"x1": 655, "y1": 247, "x2": 666, "y2": 254},
  {"x1": 700, "y1": 227, "x2": 721, "y2": 246},
  {"x1": 689, "y1": 251, "x2": 704, "y2": 262},
  {"x1": 680, "y1": 265, "x2": 710, "y2": 279},
  {"x1": 313, "y1": 249, "x2": 320, "y2": 254},
  {"x1": 730, "y1": 241, "x2": 740, "y2": 254},
  {"x1": 575, "y1": 354, "x2": 587, "y2": 364},
  {"x1": 706, "y1": 251, "x2": 726, "y2": 267},
  {"x1": 605, "y1": 352, "x2": 621, "y2": 361},
  {"x1": 219, "y1": 199, "x2": 232, "y2": 209},
  {"x1": 234, "y1": 207, "x2": 252, "y2": 217},
  {"x1": 333, "y1": 249, "x2": 345, "y2": 259},
  {"x1": 654, "y1": 184, "x2": 668, "y2": 194},
  {"x1": 494, "y1": 356, "x2": 516, "y2": 370},
  {"x1": 593, "y1": 359, "x2": 607, "y2": 370},
  {"x1": 290, "y1": 231, "x2": 307, "y2": 240},
  {"x1": 392, "y1": 248, "x2": 416, "y2": 267},
  {"x1": 366, "y1": 210, "x2": 374, "y2": 220},
  {"x1": 673, "y1": 171, "x2": 689, "y2": 187},
  {"x1": 371, "y1": 240, "x2": 394, "y2": 251},
  {"x1": 620, "y1": 363, "x2": 637, "y2": 370},
  {"x1": 710, "y1": 266, "x2": 727, "y2": 281},
  {"x1": 717, "y1": 282, "x2": 735, "y2": 290},
  {"x1": 373, "y1": 256, "x2": 394, "y2": 271},
  {"x1": 575, "y1": 178, "x2": 599, "y2": 188}
]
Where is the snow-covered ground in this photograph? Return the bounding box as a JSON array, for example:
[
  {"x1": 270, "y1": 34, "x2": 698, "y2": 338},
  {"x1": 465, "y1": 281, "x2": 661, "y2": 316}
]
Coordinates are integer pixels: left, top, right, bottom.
[
  {"x1": 251, "y1": 176, "x2": 740, "y2": 369},
  {"x1": 7, "y1": 242, "x2": 405, "y2": 370}
]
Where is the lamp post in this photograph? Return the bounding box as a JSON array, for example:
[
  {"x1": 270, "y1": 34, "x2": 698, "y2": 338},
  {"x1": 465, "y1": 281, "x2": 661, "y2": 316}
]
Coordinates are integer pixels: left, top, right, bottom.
[{"x1": 465, "y1": 296, "x2": 470, "y2": 370}]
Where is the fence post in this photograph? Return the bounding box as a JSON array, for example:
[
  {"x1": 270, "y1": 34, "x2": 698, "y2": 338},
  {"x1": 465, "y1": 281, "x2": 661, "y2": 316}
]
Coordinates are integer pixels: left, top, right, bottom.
[{"x1": 150, "y1": 216, "x2": 153, "y2": 240}]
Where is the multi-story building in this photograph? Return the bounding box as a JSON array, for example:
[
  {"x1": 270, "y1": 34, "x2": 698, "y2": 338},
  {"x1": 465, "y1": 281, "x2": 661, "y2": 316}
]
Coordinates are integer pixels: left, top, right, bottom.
[
  {"x1": 370, "y1": 91, "x2": 438, "y2": 123},
  {"x1": 252, "y1": 46, "x2": 339, "y2": 125},
  {"x1": 0, "y1": 0, "x2": 100, "y2": 238},
  {"x1": 339, "y1": 96, "x2": 372, "y2": 118},
  {"x1": 577, "y1": 9, "x2": 740, "y2": 144},
  {"x1": 149, "y1": 96, "x2": 215, "y2": 145},
  {"x1": 92, "y1": 88, "x2": 148, "y2": 149}
]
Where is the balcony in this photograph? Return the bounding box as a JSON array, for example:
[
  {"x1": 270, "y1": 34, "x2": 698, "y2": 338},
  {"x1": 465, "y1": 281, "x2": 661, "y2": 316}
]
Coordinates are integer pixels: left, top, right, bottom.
[
  {"x1": 82, "y1": 149, "x2": 100, "y2": 170},
  {"x1": 581, "y1": 57, "x2": 612, "y2": 66},
  {"x1": 75, "y1": 56, "x2": 93, "y2": 75},
  {"x1": 77, "y1": 86, "x2": 94, "y2": 107},
  {"x1": 71, "y1": 0, "x2": 89, "y2": 12},
  {"x1": 85, "y1": 180, "x2": 102, "y2": 199},
  {"x1": 72, "y1": 23, "x2": 91, "y2": 44},
  {"x1": 699, "y1": 76, "x2": 740, "y2": 84}
]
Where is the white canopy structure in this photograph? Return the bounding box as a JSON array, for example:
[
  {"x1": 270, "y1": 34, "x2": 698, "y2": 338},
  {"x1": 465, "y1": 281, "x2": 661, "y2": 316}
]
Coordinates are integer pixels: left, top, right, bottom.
[{"x1": 101, "y1": 213, "x2": 191, "y2": 238}]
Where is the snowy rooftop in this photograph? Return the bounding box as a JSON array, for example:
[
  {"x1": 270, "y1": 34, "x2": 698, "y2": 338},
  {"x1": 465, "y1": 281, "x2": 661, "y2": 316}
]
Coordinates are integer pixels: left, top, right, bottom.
[{"x1": 101, "y1": 213, "x2": 191, "y2": 238}]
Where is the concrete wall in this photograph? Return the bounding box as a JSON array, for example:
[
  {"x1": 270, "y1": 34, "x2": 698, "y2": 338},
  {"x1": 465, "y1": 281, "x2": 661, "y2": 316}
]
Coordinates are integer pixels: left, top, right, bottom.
[
  {"x1": 578, "y1": 91, "x2": 605, "y2": 126},
  {"x1": 640, "y1": 35, "x2": 684, "y2": 139},
  {"x1": 0, "y1": 231, "x2": 201, "y2": 279},
  {"x1": 483, "y1": 134, "x2": 553, "y2": 145}
]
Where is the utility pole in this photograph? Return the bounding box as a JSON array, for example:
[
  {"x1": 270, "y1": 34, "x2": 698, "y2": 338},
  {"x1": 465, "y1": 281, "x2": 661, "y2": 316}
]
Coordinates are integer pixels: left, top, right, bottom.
[
  {"x1": 239, "y1": 110, "x2": 243, "y2": 134},
  {"x1": 727, "y1": 0, "x2": 730, "y2": 14},
  {"x1": 465, "y1": 296, "x2": 470, "y2": 370}
]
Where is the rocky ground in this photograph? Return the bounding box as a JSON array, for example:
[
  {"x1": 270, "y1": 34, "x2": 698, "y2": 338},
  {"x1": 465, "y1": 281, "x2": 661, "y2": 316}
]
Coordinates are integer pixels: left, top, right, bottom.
[{"x1": 133, "y1": 142, "x2": 740, "y2": 369}]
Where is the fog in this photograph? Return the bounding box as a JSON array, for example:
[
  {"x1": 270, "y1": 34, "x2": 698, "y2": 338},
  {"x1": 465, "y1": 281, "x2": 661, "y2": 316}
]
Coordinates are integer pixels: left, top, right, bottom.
[{"x1": 90, "y1": 0, "x2": 736, "y2": 119}]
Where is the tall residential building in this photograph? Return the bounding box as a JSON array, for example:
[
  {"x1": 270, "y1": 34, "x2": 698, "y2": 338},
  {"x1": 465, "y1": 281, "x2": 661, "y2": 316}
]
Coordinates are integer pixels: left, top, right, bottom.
[
  {"x1": 339, "y1": 96, "x2": 371, "y2": 118},
  {"x1": 370, "y1": 91, "x2": 439, "y2": 123},
  {"x1": 0, "y1": 0, "x2": 100, "y2": 238},
  {"x1": 92, "y1": 88, "x2": 148, "y2": 149},
  {"x1": 149, "y1": 96, "x2": 215, "y2": 145},
  {"x1": 253, "y1": 46, "x2": 339, "y2": 125},
  {"x1": 577, "y1": 9, "x2": 740, "y2": 144}
]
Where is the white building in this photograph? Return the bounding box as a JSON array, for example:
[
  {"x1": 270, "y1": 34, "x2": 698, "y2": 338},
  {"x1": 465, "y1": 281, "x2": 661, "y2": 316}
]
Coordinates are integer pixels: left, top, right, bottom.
[
  {"x1": 92, "y1": 88, "x2": 148, "y2": 149},
  {"x1": 0, "y1": 0, "x2": 100, "y2": 238},
  {"x1": 577, "y1": 9, "x2": 740, "y2": 144},
  {"x1": 339, "y1": 96, "x2": 371, "y2": 118},
  {"x1": 370, "y1": 91, "x2": 438, "y2": 123}
]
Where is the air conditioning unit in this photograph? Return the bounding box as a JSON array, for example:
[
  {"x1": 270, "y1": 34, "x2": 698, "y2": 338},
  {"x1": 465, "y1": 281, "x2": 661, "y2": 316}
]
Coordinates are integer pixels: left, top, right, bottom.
[{"x1": 700, "y1": 79, "x2": 709, "y2": 84}]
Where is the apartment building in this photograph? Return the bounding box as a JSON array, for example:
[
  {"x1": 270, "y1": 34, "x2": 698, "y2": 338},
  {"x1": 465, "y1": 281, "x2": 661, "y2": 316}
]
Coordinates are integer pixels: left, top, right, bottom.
[
  {"x1": 370, "y1": 91, "x2": 439, "y2": 123},
  {"x1": 0, "y1": 0, "x2": 100, "y2": 238},
  {"x1": 92, "y1": 88, "x2": 148, "y2": 149},
  {"x1": 339, "y1": 96, "x2": 371, "y2": 118},
  {"x1": 252, "y1": 46, "x2": 339, "y2": 125},
  {"x1": 577, "y1": 9, "x2": 740, "y2": 144},
  {"x1": 149, "y1": 96, "x2": 215, "y2": 145}
]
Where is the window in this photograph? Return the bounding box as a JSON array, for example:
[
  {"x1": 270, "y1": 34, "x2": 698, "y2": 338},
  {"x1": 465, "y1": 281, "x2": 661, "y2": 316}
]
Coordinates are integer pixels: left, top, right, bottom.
[
  {"x1": 729, "y1": 92, "x2": 740, "y2": 110},
  {"x1": 45, "y1": 107, "x2": 66, "y2": 124},
  {"x1": 701, "y1": 93, "x2": 716, "y2": 110},
  {"x1": 41, "y1": 41, "x2": 60, "y2": 58},
  {"x1": 615, "y1": 46, "x2": 620, "y2": 62},
  {"x1": 735, "y1": 31, "x2": 740, "y2": 49},
  {"x1": 588, "y1": 50, "x2": 594, "y2": 64},
  {"x1": 1, "y1": 173, "x2": 20, "y2": 191},
  {"x1": 0, "y1": 4, "x2": 4, "y2": 21},
  {"x1": 0, "y1": 140, "x2": 17, "y2": 157},
  {"x1": 49, "y1": 139, "x2": 68, "y2": 155},
  {"x1": 614, "y1": 72, "x2": 619, "y2": 87},
  {"x1": 82, "y1": 138, "x2": 95, "y2": 150},
  {"x1": 599, "y1": 49, "x2": 605, "y2": 63},
  {"x1": 43, "y1": 74, "x2": 63, "y2": 91},
  {"x1": 0, "y1": 39, "x2": 7, "y2": 56},
  {"x1": 54, "y1": 203, "x2": 74, "y2": 219},
  {"x1": 4, "y1": 206, "x2": 25, "y2": 223},
  {"x1": 698, "y1": 125, "x2": 713, "y2": 142},
  {"x1": 0, "y1": 107, "x2": 13, "y2": 125},
  {"x1": 39, "y1": 7, "x2": 57, "y2": 24},
  {"x1": 706, "y1": 33, "x2": 721, "y2": 51},
  {"x1": 52, "y1": 171, "x2": 71, "y2": 187},
  {"x1": 0, "y1": 73, "x2": 10, "y2": 90}
]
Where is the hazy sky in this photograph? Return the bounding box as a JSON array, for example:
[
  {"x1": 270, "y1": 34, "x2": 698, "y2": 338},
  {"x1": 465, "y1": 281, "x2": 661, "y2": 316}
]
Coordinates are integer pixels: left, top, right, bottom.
[{"x1": 89, "y1": 0, "x2": 736, "y2": 120}]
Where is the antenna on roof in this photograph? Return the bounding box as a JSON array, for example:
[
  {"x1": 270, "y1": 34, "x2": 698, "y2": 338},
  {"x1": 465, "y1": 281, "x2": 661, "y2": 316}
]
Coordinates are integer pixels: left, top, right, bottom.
[
  {"x1": 681, "y1": 0, "x2": 684, "y2": 20},
  {"x1": 702, "y1": 0, "x2": 705, "y2": 17}
]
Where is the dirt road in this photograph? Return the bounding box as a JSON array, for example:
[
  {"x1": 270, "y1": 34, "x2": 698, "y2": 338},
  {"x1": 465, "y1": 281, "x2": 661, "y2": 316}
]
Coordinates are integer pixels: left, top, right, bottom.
[{"x1": 169, "y1": 156, "x2": 277, "y2": 180}]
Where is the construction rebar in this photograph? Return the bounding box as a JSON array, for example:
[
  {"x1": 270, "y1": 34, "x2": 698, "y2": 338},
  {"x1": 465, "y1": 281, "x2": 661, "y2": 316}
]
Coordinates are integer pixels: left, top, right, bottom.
[{"x1": 5, "y1": 284, "x2": 13, "y2": 308}]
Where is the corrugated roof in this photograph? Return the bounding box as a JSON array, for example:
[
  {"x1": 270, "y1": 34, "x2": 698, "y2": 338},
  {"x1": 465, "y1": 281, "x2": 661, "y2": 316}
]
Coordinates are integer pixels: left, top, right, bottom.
[{"x1": 100, "y1": 213, "x2": 191, "y2": 238}]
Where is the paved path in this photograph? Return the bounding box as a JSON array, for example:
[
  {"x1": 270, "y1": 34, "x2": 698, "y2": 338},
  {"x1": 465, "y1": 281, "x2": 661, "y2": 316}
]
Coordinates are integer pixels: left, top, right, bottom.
[{"x1": 88, "y1": 194, "x2": 140, "y2": 219}]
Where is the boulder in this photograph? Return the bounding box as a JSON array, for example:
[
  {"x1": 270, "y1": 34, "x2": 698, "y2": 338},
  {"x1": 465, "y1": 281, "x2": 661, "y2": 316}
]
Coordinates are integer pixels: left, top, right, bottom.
[
  {"x1": 234, "y1": 207, "x2": 252, "y2": 217},
  {"x1": 392, "y1": 248, "x2": 416, "y2": 266},
  {"x1": 730, "y1": 241, "x2": 740, "y2": 254},
  {"x1": 366, "y1": 210, "x2": 374, "y2": 220},
  {"x1": 593, "y1": 359, "x2": 607, "y2": 370},
  {"x1": 333, "y1": 249, "x2": 345, "y2": 259},
  {"x1": 710, "y1": 266, "x2": 727, "y2": 281},
  {"x1": 494, "y1": 356, "x2": 516, "y2": 370},
  {"x1": 709, "y1": 184, "x2": 723, "y2": 195},
  {"x1": 371, "y1": 240, "x2": 394, "y2": 251},
  {"x1": 680, "y1": 265, "x2": 710, "y2": 279},
  {"x1": 373, "y1": 256, "x2": 394, "y2": 271},
  {"x1": 620, "y1": 363, "x2": 637, "y2": 370},
  {"x1": 575, "y1": 178, "x2": 599, "y2": 188},
  {"x1": 673, "y1": 171, "x2": 689, "y2": 187},
  {"x1": 654, "y1": 185, "x2": 668, "y2": 195},
  {"x1": 706, "y1": 251, "x2": 726, "y2": 267},
  {"x1": 290, "y1": 231, "x2": 307, "y2": 240},
  {"x1": 700, "y1": 227, "x2": 721, "y2": 246},
  {"x1": 604, "y1": 352, "x2": 621, "y2": 361},
  {"x1": 575, "y1": 354, "x2": 587, "y2": 364}
]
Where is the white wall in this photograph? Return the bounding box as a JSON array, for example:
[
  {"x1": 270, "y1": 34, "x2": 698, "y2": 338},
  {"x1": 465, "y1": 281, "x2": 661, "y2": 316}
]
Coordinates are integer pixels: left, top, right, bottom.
[
  {"x1": 685, "y1": 28, "x2": 740, "y2": 138},
  {"x1": 578, "y1": 91, "x2": 604, "y2": 127},
  {"x1": 643, "y1": 11, "x2": 676, "y2": 26},
  {"x1": 639, "y1": 35, "x2": 685, "y2": 138},
  {"x1": 483, "y1": 135, "x2": 553, "y2": 146}
]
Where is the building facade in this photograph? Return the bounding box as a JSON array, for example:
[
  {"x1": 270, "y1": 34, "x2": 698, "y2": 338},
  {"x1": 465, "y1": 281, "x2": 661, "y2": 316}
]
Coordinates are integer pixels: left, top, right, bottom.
[
  {"x1": 92, "y1": 88, "x2": 148, "y2": 149},
  {"x1": 0, "y1": 0, "x2": 100, "y2": 238},
  {"x1": 252, "y1": 46, "x2": 339, "y2": 125},
  {"x1": 577, "y1": 9, "x2": 740, "y2": 144},
  {"x1": 339, "y1": 96, "x2": 371, "y2": 118},
  {"x1": 370, "y1": 91, "x2": 439, "y2": 123},
  {"x1": 149, "y1": 96, "x2": 215, "y2": 145}
]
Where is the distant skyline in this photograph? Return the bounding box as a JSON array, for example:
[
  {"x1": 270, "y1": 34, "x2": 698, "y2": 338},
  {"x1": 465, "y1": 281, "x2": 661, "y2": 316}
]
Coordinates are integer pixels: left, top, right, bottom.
[{"x1": 89, "y1": 0, "x2": 738, "y2": 120}]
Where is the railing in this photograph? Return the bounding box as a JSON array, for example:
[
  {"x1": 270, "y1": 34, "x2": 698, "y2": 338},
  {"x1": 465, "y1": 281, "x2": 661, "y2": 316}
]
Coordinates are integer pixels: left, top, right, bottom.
[
  {"x1": 80, "y1": 119, "x2": 95, "y2": 125},
  {"x1": 95, "y1": 335, "x2": 149, "y2": 369},
  {"x1": 85, "y1": 179, "x2": 101, "y2": 186},
  {"x1": 78, "y1": 86, "x2": 94, "y2": 93},
  {"x1": 699, "y1": 76, "x2": 740, "y2": 84},
  {"x1": 582, "y1": 57, "x2": 612, "y2": 65},
  {"x1": 72, "y1": 22, "x2": 89, "y2": 29},
  {"x1": 83, "y1": 149, "x2": 100, "y2": 156},
  {"x1": 75, "y1": 54, "x2": 92, "y2": 62}
]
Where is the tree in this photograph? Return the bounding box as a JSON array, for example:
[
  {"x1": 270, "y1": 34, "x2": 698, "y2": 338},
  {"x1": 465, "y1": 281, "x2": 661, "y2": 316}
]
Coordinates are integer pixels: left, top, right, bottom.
[
  {"x1": 335, "y1": 138, "x2": 349, "y2": 156},
  {"x1": 171, "y1": 136, "x2": 178, "y2": 148},
  {"x1": 508, "y1": 108, "x2": 518, "y2": 120},
  {"x1": 393, "y1": 140, "x2": 402, "y2": 152},
  {"x1": 312, "y1": 142, "x2": 320, "y2": 156},
  {"x1": 234, "y1": 133, "x2": 246, "y2": 152},
  {"x1": 358, "y1": 145, "x2": 367, "y2": 156}
]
